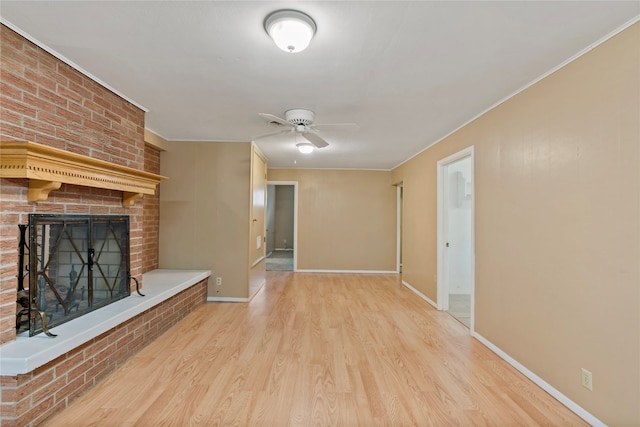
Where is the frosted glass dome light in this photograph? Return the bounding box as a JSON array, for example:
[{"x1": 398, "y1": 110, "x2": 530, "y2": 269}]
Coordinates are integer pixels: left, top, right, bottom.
[
  {"x1": 265, "y1": 10, "x2": 316, "y2": 53},
  {"x1": 296, "y1": 142, "x2": 315, "y2": 154}
]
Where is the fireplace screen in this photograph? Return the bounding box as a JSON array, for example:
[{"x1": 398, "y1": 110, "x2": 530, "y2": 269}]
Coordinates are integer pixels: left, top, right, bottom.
[{"x1": 21, "y1": 214, "x2": 130, "y2": 336}]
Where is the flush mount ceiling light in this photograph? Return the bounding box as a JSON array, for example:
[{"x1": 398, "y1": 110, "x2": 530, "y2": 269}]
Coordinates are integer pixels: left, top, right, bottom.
[
  {"x1": 264, "y1": 10, "x2": 316, "y2": 53},
  {"x1": 296, "y1": 142, "x2": 314, "y2": 154}
]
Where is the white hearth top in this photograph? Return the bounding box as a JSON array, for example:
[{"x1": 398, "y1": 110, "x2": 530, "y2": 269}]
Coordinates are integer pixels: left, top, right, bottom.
[{"x1": 0, "y1": 269, "x2": 211, "y2": 376}]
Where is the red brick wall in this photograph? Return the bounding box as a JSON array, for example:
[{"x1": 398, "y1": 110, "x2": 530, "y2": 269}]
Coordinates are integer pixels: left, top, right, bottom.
[
  {"x1": 0, "y1": 24, "x2": 157, "y2": 344},
  {"x1": 142, "y1": 146, "x2": 161, "y2": 272},
  {"x1": 0, "y1": 279, "x2": 208, "y2": 427}
]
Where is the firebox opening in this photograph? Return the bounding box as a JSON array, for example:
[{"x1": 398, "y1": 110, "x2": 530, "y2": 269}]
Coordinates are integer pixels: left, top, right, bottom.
[{"x1": 17, "y1": 214, "x2": 131, "y2": 337}]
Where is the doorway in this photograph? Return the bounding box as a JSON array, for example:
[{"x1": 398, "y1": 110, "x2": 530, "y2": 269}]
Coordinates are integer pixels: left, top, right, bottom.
[
  {"x1": 266, "y1": 181, "x2": 297, "y2": 271},
  {"x1": 437, "y1": 147, "x2": 474, "y2": 329}
]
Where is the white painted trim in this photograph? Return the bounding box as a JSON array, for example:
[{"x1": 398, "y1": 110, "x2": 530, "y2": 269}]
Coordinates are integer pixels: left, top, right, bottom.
[
  {"x1": 437, "y1": 146, "x2": 475, "y2": 332},
  {"x1": 251, "y1": 255, "x2": 266, "y2": 268},
  {"x1": 266, "y1": 181, "x2": 298, "y2": 271},
  {"x1": 437, "y1": 156, "x2": 445, "y2": 311},
  {"x1": 248, "y1": 278, "x2": 266, "y2": 301},
  {"x1": 295, "y1": 269, "x2": 397, "y2": 274},
  {"x1": 1, "y1": 18, "x2": 148, "y2": 113},
  {"x1": 207, "y1": 296, "x2": 250, "y2": 303},
  {"x1": 392, "y1": 15, "x2": 640, "y2": 171},
  {"x1": 267, "y1": 166, "x2": 391, "y2": 172},
  {"x1": 0, "y1": 269, "x2": 211, "y2": 376},
  {"x1": 402, "y1": 280, "x2": 437, "y2": 309},
  {"x1": 471, "y1": 331, "x2": 606, "y2": 427}
]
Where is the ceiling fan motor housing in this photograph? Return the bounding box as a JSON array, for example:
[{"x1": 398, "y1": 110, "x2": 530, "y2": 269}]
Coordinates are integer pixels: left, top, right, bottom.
[{"x1": 285, "y1": 108, "x2": 315, "y2": 126}]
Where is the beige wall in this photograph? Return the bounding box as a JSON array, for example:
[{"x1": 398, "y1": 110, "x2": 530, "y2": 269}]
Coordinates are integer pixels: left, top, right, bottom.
[
  {"x1": 159, "y1": 141, "x2": 252, "y2": 299},
  {"x1": 268, "y1": 169, "x2": 397, "y2": 271},
  {"x1": 392, "y1": 23, "x2": 639, "y2": 425}
]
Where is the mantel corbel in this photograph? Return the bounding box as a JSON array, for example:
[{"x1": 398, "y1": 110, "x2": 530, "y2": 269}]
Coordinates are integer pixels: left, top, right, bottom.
[{"x1": 0, "y1": 141, "x2": 167, "y2": 206}]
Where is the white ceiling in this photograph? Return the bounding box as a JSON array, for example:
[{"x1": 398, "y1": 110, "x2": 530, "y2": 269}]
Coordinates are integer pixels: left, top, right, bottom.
[{"x1": 2, "y1": 1, "x2": 638, "y2": 170}]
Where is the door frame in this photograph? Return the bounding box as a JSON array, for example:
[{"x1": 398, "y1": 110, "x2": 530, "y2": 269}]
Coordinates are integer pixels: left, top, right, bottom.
[
  {"x1": 396, "y1": 184, "x2": 403, "y2": 273},
  {"x1": 266, "y1": 180, "x2": 299, "y2": 272},
  {"x1": 437, "y1": 146, "x2": 475, "y2": 331}
]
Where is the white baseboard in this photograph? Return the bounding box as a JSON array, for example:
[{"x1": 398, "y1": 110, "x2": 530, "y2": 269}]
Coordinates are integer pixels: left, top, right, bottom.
[
  {"x1": 471, "y1": 332, "x2": 606, "y2": 427},
  {"x1": 397, "y1": 281, "x2": 606, "y2": 425},
  {"x1": 207, "y1": 281, "x2": 265, "y2": 303},
  {"x1": 401, "y1": 280, "x2": 438, "y2": 308},
  {"x1": 252, "y1": 255, "x2": 266, "y2": 268},
  {"x1": 295, "y1": 269, "x2": 397, "y2": 274},
  {"x1": 248, "y1": 279, "x2": 266, "y2": 301},
  {"x1": 207, "y1": 296, "x2": 250, "y2": 302}
]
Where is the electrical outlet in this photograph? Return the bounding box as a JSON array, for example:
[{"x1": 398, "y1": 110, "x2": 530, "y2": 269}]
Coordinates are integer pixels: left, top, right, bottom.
[
  {"x1": 581, "y1": 368, "x2": 593, "y2": 391},
  {"x1": 216, "y1": 277, "x2": 222, "y2": 286}
]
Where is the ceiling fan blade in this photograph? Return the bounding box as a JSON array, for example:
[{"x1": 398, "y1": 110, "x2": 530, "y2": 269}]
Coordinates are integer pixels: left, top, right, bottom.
[
  {"x1": 252, "y1": 129, "x2": 291, "y2": 141},
  {"x1": 258, "y1": 113, "x2": 292, "y2": 127},
  {"x1": 311, "y1": 123, "x2": 359, "y2": 131},
  {"x1": 302, "y1": 129, "x2": 329, "y2": 148}
]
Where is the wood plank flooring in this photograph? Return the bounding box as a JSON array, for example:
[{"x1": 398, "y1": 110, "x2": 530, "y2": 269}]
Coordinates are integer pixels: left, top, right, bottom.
[{"x1": 43, "y1": 272, "x2": 587, "y2": 426}]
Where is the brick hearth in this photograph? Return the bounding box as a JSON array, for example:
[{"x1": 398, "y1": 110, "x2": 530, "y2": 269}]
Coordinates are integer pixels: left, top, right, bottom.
[{"x1": 0, "y1": 271, "x2": 209, "y2": 426}]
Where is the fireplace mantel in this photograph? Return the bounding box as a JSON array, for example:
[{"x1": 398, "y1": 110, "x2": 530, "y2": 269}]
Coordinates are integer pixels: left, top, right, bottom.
[{"x1": 0, "y1": 141, "x2": 167, "y2": 206}]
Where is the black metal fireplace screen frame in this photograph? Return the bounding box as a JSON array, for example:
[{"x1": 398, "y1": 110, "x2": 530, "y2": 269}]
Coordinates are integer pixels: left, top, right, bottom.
[{"x1": 17, "y1": 214, "x2": 132, "y2": 336}]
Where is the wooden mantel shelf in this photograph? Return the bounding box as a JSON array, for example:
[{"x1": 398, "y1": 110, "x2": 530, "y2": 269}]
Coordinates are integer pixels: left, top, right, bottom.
[{"x1": 0, "y1": 141, "x2": 167, "y2": 206}]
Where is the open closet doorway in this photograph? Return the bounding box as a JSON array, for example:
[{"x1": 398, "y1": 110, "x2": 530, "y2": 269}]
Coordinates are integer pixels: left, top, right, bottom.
[
  {"x1": 266, "y1": 181, "x2": 298, "y2": 271},
  {"x1": 437, "y1": 147, "x2": 475, "y2": 329}
]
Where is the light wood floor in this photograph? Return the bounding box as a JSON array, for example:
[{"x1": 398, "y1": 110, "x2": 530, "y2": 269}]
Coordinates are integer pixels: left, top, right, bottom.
[{"x1": 44, "y1": 272, "x2": 587, "y2": 426}]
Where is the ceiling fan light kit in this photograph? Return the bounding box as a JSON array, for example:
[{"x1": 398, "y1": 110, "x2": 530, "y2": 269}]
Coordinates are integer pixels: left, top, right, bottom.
[
  {"x1": 264, "y1": 10, "x2": 316, "y2": 53},
  {"x1": 257, "y1": 109, "x2": 357, "y2": 154},
  {"x1": 296, "y1": 142, "x2": 315, "y2": 154}
]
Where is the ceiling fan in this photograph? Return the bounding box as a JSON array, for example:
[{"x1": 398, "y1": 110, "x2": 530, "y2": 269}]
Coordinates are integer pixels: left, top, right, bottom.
[{"x1": 256, "y1": 109, "x2": 358, "y2": 151}]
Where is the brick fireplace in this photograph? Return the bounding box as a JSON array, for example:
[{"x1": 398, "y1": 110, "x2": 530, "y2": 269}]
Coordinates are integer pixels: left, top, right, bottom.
[
  {"x1": 0, "y1": 24, "x2": 208, "y2": 426},
  {"x1": 0, "y1": 23, "x2": 154, "y2": 344}
]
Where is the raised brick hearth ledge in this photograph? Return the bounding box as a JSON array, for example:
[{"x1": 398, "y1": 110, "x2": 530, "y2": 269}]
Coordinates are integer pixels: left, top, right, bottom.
[
  {"x1": 1, "y1": 269, "x2": 211, "y2": 375},
  {"x1": 1, "y1": 269, "x2": 210, "y2": 426}
]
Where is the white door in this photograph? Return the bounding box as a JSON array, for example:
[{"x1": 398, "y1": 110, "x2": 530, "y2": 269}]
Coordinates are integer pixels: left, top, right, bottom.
[{"x1": 438, "y1": 147, "x2": 474, "y2": 329}]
